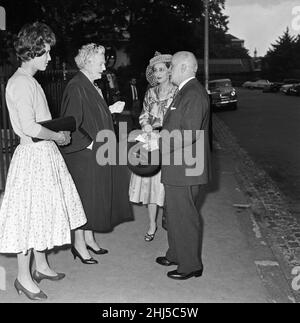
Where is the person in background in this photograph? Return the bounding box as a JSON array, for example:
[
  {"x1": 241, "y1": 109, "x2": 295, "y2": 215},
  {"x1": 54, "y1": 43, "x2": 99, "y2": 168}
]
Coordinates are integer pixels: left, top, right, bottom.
[
  {"x1": 0, "y1": 22, "x2": 86, "y2": 301},
  {"x1": 121, "y1": 76, "x2": 143, "y2": 130},
  {"x1": 60, "y1": 43, "x2": 133, "y2": 265},
  {"x1": 94, "y1": 70, "x2": 120, "y2": 106},
  {"x1": 129, "y1": 52, "x2": 177, "y2": 242},
  {"x1": 108, "y1": 72, "x2": 132, "y2": 137}
]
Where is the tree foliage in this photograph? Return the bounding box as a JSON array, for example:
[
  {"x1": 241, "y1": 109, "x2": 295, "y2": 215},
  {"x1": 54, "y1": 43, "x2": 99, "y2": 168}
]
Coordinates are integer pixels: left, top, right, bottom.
[
  {"x1": 0, "y1": 0, "x2": 249, "y2": 69},
  {"x1": 263, "y1": 28, "x2": 300, "y2": 80},
  {"x1": 122, "y1": 0, "x2": 249, "y2": 69}
]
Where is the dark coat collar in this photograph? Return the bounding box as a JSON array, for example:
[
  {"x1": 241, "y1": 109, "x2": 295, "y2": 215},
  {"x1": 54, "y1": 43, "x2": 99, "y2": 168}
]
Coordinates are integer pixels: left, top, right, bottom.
[
  {"x1": 74, "y1": 71, "x2": 107, "y2": 103},
  {"x1": 77, "y1": 71, "x2": 97, "y2": 90},
  {"x1": 162, "y1": 78, "x2": 199, "y2": 124},
  {"x1": 72, "y1": 70, "x2": 92, "y2": 88},
  {"x1": 178, "y1": 77, "x2": 198, "y2": 94}
]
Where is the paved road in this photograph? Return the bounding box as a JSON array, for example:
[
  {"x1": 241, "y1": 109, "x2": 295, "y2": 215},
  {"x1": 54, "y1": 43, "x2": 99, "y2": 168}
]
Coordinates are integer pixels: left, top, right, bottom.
[{"x1": 216, "y1": 88, "x2": 300, "y2": 217}]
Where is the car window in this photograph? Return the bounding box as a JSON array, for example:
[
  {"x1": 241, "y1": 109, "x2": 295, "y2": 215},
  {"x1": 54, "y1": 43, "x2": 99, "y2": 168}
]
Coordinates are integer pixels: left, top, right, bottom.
[{"x1": 209, "y1": 81, "x2": 232, "y2": 89}]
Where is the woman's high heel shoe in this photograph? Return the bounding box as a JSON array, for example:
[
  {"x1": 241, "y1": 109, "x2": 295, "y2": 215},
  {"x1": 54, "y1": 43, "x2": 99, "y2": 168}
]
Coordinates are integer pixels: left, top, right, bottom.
[
  {"x1": 71, "y1": 246, "x2": 98, "y2": 264},
  {"x1": 86, "y1": 245, "x2": 108, "y2": 255},
  {"x1": 32, "y1": 270, "x2": 65, "y2": 284},
  {"x1": 144, "y1": 228, "x2": 157, "y2": 242},
  {"x1": 14, "y1": 279, "x2": 47, "y2": 301}
]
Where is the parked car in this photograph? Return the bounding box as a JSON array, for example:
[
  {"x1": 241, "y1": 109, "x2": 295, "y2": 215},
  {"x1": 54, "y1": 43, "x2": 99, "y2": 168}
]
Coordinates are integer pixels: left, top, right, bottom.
[
  {"x1": 283, "y1": 78, "x2": 300, "y2": 84},
  {"x1": 262, "y1": 82, "x2": 283, "y2": 93},
  {"x1": 208, "y1": 78, "x2": 237, "y2": 110},
  {"x1": 242, "y1": 79, "x2": 271, "y2": 89},
  {"x1": 285, "y1": 84, "x2": 300, "y2": 96},
  {"x1": 280, "y1": 79, "x2": 300, "y2": 94}
]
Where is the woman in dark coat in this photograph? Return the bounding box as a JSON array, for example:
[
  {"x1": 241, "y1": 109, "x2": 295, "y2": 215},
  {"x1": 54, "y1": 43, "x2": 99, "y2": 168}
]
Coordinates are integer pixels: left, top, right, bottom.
[{"x1": 60, "y1": 43, "x2": 133, "y2": 264}]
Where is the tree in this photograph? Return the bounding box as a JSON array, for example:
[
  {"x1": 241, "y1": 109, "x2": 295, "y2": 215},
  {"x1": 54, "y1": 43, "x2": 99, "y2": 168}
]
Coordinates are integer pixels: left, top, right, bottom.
[
  {"x1": 1, "y1": 0, "x2": 131, "y2": 64},
  {"x1": 294, "y1": 34, "x2": 300, "y2": 70},
  {"x1": 0, "y1": 0, "x2": 250, "y2": 69},
  {"x1": 122, "y1": 0, "x2": 249, "y2": 69},
  {"x1": 263, "y1": 28, "x2": 297, "y2": 79}
]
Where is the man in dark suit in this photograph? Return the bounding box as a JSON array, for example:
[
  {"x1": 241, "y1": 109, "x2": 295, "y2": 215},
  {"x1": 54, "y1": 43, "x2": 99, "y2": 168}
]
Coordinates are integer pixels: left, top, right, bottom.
[
  {"x1": 156, "y1": 51, "x2": 211, "y2": 280},
  {"x1": 120, "y1": 77, "x2": 142, "y2": 130}
]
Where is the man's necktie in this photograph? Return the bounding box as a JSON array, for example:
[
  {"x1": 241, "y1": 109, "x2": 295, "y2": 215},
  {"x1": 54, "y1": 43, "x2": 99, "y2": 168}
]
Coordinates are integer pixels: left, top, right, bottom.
[{"x1": 132, "y1": 85, "x2": 138, "y2": 100}]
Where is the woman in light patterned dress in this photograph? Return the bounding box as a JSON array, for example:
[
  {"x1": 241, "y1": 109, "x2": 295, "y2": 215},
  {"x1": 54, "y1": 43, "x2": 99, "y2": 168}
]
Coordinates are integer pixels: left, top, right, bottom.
[
  {"x1": 129, "y1": 52, "x2": 177, "y2": 241},
  {"x1": 0, "y1": 22, "x2": 86, "y2": 301}
]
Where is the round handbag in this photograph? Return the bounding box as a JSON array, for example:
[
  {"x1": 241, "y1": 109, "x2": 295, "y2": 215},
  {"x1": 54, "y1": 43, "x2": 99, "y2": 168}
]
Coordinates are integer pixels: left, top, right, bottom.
[{"x1": 127, "y1": 140, "x2": 161, "y2": 177}]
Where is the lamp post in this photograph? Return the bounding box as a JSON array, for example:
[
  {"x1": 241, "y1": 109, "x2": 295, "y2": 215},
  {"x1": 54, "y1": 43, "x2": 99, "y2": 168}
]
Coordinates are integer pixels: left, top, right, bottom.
[
  {"x1": 0, "y1": 6, "x2": 6, "y2": 70},
  {"x1": 204, "y1": 0, "x2": 213, "y2": 151},
  {"x1": 0, "y1": 6, "x2": 5, "y2": 31},
  {"x1": 0, "y1": 6, "x2": 6, "y2": 76},
  {"x1": 204, "y1": 0, "x2": 209, "y2": 91}
]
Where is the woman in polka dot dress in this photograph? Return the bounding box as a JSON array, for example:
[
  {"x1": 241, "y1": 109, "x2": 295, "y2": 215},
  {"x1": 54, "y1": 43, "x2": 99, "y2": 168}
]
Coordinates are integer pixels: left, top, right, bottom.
[{"x1": 0, "y1": 22, "x2": 86, "y2": 301}]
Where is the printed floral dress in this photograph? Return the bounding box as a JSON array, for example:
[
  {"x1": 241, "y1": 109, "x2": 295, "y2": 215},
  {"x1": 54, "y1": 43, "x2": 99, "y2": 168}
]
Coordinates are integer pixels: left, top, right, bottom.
[{"x1": 129, "y1": 84, "x2": 177, "y2": 206}]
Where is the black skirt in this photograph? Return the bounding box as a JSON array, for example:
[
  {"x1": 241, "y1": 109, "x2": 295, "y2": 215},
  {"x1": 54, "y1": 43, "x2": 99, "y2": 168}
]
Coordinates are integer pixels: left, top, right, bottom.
[{"x1": 62, "y1": 147, "x2": 133, "y2": 233}]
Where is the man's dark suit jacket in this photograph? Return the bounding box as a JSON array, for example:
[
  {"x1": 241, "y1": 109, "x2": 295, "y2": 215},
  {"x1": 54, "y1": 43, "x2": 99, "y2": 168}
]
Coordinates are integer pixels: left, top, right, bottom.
[
  {"x1": 121, "y1": 82, "x2": 142, "y2": 114},
  {"x1": 160, "y1": 78, "x2": 211, "y2": 186},
  {"x1": 119, "y1": 81, "x2": 143, "y2": 130}
]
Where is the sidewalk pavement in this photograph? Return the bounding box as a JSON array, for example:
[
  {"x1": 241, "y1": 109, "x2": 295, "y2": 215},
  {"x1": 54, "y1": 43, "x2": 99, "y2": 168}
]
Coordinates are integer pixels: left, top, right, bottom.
[{"x1": 0, "y1": 128, "x2": 296, "y2": 303}]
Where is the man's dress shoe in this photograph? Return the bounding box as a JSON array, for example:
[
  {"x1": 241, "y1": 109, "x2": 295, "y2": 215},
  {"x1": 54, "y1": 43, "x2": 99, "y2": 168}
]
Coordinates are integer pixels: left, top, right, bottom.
[
  {"x1": 156, "y1": 256, "x2": 177, "y2": 266},
  {"x1": 167, "y1": 269, "x2": 203, "y2": 280}
]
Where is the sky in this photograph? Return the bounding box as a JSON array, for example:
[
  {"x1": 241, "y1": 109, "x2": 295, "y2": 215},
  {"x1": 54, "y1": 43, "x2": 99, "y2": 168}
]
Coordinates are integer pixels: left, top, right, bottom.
[{"x1": 224, "y1": 0, "x2": 300, "y2": 56}]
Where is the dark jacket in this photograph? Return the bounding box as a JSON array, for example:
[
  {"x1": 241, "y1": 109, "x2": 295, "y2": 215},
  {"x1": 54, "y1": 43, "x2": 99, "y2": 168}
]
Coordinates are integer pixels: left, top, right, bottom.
[
  {"x1": 160, "y1": 78, "x2": 211, "y2": 186},
  {"x1": 61, "y1": 71, "x2": 114, "y2": 154},
  {"x1": 60, "y1": 71, "x2": 133, "y2": 232},
  {"x1": 121, "y1": 82, "x2": 142, "y2": 114}
]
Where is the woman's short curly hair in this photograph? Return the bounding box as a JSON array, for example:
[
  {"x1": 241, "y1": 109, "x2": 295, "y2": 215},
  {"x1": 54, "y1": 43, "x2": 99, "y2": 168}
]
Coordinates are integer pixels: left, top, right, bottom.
[
  {"x1": 14, "y1": 22, "x2": 56, "y2": 62},
  {"x1": 74, "y1": 43, "x2": 105, "y2": 69}
]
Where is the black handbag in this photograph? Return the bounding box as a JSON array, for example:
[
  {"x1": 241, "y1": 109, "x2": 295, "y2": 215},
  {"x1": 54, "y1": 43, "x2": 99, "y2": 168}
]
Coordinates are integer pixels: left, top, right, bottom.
[
  {"x1": 127, "y1": 140, "x2": 161, "y2": 177},
  {"x1": 32, "y1": 116, "x2": 76, "y2": 142}
]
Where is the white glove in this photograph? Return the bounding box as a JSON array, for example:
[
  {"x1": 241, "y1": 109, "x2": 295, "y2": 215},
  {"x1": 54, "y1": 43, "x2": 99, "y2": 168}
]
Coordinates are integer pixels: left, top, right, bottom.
[
  {"x1": 142, "y1": 132, "x2": 160, "y2": 151},
  {"x1": 109, "y1": 101, "x2": 125, "y2": 114}
]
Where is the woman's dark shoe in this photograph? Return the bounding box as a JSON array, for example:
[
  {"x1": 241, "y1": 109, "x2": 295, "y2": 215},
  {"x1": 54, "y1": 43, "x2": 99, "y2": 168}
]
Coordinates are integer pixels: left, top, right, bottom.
[
  {"x1": 14, "y1": 279, "x2": 47, "y2": 301},
  {"x1": 71, "y1": 246, "x2": 98, "y2": 264},
  {"x1": 144, "y1": 228, "x2": 157, "y2": 242},
  {"x1": 86, "y1": 245, "x2": 108, "y2": 255},
  {"x1": 32, "y1": 270, "x2": 65, "y2": 284}
]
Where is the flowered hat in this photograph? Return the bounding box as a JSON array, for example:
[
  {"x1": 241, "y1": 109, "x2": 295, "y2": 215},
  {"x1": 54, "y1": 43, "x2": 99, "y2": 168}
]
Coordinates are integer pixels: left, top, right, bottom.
[{"x1": 146, "y1": 51, "x2": 172, "y2": 87}]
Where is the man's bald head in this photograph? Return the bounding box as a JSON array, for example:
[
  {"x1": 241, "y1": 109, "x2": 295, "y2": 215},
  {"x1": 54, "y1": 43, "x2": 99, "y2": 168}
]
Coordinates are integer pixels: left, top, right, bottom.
[
  {"x1": 173, "y1": 51, "x2": 198, "y2": 73},
  {"x1": 171, "y1": 51, "x2": 198, "y2": 86}
]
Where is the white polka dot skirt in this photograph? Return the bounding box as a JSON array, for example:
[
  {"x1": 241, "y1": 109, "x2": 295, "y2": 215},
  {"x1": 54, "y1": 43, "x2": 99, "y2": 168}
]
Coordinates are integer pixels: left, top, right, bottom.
[{"x1": 0, "y1": 141, "x2": 87, "y2": 254}]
